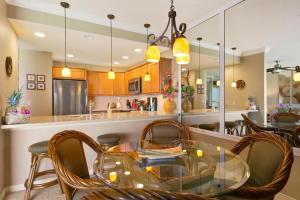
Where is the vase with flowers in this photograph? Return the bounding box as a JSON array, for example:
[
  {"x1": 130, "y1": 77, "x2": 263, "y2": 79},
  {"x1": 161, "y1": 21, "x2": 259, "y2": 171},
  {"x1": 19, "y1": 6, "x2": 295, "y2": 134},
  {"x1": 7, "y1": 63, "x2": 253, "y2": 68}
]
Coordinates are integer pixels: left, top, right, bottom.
[
  {"x1": 161, "y1": 75, "x2": 177, "y2": 113},
  {"x1": 5, "y1": 90, "x2": 31, "y2": 125},
  {"x1": 182, "y1": 69, "x2": 195, "y2": 113}
]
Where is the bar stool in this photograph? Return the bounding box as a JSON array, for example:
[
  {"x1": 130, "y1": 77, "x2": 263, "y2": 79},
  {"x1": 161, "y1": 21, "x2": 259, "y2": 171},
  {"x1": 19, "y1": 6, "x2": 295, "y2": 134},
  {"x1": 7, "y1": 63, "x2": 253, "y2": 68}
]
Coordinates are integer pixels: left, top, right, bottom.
[
  {"x1": 198, "y1": 123, "x2": 218, "y2": 131},
  {"x1": 235, "y1": 120, "x2": 245, "y2": 136},
  {"x1": 225, "y1": 121, "x2": 239, "y2": 135},
  {"x1": 97, "y1": 134, "x2": 121, "y2": 150},
  {"x1": 24, "y1": 141, "x2": 60, "y2": 200}
]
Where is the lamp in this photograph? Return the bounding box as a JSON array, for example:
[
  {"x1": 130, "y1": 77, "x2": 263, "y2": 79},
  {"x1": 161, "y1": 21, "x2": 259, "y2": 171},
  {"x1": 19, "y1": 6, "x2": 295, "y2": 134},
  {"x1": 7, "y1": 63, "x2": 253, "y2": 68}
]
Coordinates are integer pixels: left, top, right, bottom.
[
  {"x1": 146, "y1": 0, "x2": 189, "y2": 62},
  {"x1": 144, "y1": 24, "x2": 151, "y2": 81},
  {"x1": 231, "y1": 47, "x2": 237, "y2": 88},
  {"x1": 294, "y1": 66, "x2": 300, "y2": 81},
  {"x1": 60, "y1": 2, "x2": 71, "y2": 77},
  {"x1": 176, "y1": 55, "x2": 190, "y2": 65},
  {"x1": 107, "y1": 14, "x2": 115, "y2": 80},
  {"x1": 216, "y1": 80, "x2": 220, "y2": 86},
  {"x1": 196, "y1": 37, "x2": 202, "y2": 85}
]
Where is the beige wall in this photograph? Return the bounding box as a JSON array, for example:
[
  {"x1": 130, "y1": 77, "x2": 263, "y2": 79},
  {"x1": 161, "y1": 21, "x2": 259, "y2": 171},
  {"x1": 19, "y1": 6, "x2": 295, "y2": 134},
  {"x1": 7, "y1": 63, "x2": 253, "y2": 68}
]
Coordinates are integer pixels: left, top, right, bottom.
[
  {"x1": 19, "y1": 49, "x2": 53, "y2": 116},
  {"x1": 267, "y1": 73, "x2": 279, "y2": 114},
  {"x1": 0, "y1": 0, "x2": 19, "y2": 194},
  {"x1": 225, "y1": 53, "x2": 265, "y2": 122}
]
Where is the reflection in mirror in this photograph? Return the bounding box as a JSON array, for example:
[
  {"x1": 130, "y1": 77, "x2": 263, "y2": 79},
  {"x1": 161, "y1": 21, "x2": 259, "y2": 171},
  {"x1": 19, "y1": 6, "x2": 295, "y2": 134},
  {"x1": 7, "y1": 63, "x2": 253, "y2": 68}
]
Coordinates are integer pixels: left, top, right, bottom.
[
  {"x1": 225, "y1": 0, "x2": 300, "y2": 147},
  {"x1": 180, "y1": 15, "x2": 221, "y2": 133}
]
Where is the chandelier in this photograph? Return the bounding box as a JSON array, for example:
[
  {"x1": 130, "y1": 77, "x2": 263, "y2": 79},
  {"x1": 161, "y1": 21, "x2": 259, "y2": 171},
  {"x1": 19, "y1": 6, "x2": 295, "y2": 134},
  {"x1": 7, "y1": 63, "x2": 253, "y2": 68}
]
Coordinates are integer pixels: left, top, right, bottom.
[{"x1": 146, "y1": 0, "x2": 190, "y2": 64}]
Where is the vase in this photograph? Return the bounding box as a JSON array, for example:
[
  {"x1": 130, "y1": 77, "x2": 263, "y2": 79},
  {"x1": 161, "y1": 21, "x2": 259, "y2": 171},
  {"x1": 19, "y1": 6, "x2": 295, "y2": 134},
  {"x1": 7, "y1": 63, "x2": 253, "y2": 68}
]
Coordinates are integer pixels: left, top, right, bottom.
[
  {"x1": 163, "y1": 98, "x2": 176, "y2": 113},
  {"x1": 4, "y1": 106, "x2": 30, "y2": 125},
  {"x1": 182, "y1": 96, "x2": 192, "y2": 113}
]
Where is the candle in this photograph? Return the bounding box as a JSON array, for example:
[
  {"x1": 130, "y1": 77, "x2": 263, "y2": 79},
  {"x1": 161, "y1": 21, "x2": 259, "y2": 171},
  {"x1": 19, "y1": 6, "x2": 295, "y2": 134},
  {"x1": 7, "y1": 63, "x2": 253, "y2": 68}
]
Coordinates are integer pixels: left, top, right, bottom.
[
  {"x1": 124, "y1": 171, "x2": 131, "y2": 175},
  {"x1": 115, "y1": 161, "x2": 121, "y2": 165},
  {"x1": 146, "y1": 166, "x2": 152, "y2": 172},
  {"x1": 109, "y1": 172, "x2": 117, "y2": 182},
  {"x1": 197, "y1": 150, "x2": 203, "y2": 157},
  {"x1": 136, "y1": 183, "x2": 144, "y2": 188}
]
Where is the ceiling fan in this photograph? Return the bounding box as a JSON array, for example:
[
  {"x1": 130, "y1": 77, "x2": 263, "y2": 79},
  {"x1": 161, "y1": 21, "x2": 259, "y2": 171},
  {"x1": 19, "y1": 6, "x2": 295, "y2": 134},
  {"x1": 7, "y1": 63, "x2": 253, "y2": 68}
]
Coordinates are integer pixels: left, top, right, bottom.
[{"x1": 266, "y1": 60, "x2": 294, "y2": 73}]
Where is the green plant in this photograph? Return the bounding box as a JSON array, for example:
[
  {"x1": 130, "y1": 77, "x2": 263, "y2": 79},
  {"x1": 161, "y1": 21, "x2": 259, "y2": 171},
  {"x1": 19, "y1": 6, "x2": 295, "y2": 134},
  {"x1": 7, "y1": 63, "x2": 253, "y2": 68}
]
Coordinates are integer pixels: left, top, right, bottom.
[
  {"x1": 182, "y1": 85, "x2": 195, "y2": 97},
  {"x1": 7, "y1": 90, "x2": 23, "y2": 107}
]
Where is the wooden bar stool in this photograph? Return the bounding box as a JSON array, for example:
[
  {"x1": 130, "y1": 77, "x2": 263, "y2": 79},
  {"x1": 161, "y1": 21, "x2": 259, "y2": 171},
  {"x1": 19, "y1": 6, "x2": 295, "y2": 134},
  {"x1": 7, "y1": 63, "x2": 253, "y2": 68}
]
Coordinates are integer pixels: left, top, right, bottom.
[
  {"x1": 24, "y1": 141, "x2": 60, "y2": 200},
  {"x1": 97, "y1": 134, "x2": 121, "y2": 150}
]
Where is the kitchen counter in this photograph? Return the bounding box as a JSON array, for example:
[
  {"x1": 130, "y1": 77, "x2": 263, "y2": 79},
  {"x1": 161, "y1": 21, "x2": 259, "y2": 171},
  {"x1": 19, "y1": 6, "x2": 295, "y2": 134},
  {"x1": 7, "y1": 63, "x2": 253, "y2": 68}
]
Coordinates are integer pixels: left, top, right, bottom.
[
  {"x1": 182, "y1": 108, "x2": 258, "y2": 115},
  {"x1": 1, "y1": 111, "x2": 177, "y2": 130}
]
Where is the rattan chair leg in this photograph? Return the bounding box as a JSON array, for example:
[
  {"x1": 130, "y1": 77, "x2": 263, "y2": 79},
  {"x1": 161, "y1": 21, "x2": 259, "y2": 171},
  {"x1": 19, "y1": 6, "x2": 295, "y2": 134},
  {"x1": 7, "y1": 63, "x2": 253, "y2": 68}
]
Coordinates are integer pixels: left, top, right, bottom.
[{"x1": 24, "y1": 154, "x2": 39, "y2": 200}]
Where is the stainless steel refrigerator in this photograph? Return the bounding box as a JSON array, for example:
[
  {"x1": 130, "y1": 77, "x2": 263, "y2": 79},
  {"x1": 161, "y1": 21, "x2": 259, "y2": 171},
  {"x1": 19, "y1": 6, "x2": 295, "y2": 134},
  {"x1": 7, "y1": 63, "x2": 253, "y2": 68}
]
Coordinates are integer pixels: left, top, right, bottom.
[{"x1": 53, "y1": 79, "x2": 88, "y2": 115}]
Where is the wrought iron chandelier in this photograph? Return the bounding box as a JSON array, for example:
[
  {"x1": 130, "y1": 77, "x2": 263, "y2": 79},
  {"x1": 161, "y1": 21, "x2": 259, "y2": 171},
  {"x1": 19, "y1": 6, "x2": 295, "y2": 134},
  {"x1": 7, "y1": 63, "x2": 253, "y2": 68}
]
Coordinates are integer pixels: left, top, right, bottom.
[{"x1": 146, "y1": 0, "x2": 190, "y2": 64}]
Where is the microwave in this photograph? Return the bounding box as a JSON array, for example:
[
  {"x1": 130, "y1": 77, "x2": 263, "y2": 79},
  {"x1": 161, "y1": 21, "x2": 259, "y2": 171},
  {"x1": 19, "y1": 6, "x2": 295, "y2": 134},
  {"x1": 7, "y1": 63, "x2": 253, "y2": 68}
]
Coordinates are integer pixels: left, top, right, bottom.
[{"x1": 128, "y1": 77, "x2": 141, "y2": 95}]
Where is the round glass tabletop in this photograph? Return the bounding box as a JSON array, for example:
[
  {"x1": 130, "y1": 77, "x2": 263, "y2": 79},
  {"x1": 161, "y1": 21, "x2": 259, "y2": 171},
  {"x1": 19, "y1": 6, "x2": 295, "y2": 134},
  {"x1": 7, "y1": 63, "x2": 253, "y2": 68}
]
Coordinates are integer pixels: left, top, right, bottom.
[{"x1": 93, "y1": 140, "x2": 250, "y2": 198}]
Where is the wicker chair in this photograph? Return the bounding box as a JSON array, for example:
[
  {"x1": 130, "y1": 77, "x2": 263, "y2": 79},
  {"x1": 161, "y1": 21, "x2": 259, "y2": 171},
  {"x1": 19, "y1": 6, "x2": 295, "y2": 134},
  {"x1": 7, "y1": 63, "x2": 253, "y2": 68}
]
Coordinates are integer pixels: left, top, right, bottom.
[
  {"x1": 271, "y1": 112, "x2": 300, "y2": 123},
  {"x1": 140, "y1": 120, "x2": 191, "y2": 147},
  {"x1": 48, "y1": 130, "x2": 106, "y2": 200},
  {"x1": 241, "y1": 114, "x2": 275, "y2": 135},
  {"x1": 224, "y1": 133, "x2": 294, "y2": 200},
  {"x1": 81, "y1": 188, "x2": 216, "y2": 200},
  {"x1": 286, "y1": 126, "x2": 300, "y2": 147}
]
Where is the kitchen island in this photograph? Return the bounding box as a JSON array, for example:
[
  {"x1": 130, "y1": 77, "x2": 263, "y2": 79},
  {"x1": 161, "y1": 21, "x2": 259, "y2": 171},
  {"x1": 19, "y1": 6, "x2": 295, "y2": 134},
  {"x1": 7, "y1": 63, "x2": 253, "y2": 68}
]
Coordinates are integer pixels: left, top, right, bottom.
[{"x1": 0, "y1": 111, "x2": 177, "y2": 190}]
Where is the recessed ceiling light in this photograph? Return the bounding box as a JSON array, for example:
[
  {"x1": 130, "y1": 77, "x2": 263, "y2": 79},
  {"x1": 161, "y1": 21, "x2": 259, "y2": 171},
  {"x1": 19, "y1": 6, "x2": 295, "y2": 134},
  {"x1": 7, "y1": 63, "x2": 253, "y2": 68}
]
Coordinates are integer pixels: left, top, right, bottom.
[
  {"x1": 114, "y1": 62, "x2": 119, "y2": 65},
  {"x1": 134, "y1": 48, "x2": 142, "y2": 52},
  {"x1": 34, "y1": 32, "x2": 45, "y2": 38},
  {"x1": 122, "y1": 56, "x2": 129, "y2": 59},
  {"x1": 67, "y1": 54, "x2": 74, "y2": 58}
]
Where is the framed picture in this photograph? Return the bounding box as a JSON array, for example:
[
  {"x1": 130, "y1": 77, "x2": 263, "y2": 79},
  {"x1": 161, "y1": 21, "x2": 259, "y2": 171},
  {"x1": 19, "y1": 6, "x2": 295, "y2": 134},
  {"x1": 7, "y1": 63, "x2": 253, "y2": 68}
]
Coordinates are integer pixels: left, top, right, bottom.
[
  {"x1": 37, "y1": 75, "x2": 45, "y2": 82},
  {"x1": 27, "y1": 82, "x2": 36, "y2": 90},
  {"x1": 27, "y1": 74, "x2": 35, "y2": 82},
  {"x1": 37, "y1": 83, "x2": 46, "y2": 90}
]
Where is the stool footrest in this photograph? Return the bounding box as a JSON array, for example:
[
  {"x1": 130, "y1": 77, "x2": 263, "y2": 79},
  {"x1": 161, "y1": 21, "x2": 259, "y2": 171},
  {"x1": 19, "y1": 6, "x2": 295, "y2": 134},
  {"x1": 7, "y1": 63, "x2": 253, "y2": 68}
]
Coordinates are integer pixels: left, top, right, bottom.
[{"x1": 24, "y1": 169, "x2": 58, "y2": 190}]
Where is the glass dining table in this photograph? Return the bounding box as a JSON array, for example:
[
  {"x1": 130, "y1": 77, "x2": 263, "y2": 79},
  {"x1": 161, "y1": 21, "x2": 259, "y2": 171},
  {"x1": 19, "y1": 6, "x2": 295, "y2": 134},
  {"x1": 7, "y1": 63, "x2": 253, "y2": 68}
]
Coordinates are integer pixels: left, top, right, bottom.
[{"x1": 93, "y1": 140, "x2": 250, "y2": 198}]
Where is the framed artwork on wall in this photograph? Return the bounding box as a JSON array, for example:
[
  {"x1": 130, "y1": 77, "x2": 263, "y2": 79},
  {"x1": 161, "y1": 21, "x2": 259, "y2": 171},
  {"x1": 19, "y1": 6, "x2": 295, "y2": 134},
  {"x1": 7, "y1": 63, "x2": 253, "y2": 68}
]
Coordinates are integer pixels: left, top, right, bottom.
[
  {"x1": 37, "y1": 83, "x2": 46, "y2": 90},
  {"x1": 37, "y1": 75, "x2": 45, "y2": 82},
  {"x1": 27, "y1": 82, "x2": 36, "y2": 90},
  {"x1": 26, "y1": 74, "x2": 35, "y2": 82}
]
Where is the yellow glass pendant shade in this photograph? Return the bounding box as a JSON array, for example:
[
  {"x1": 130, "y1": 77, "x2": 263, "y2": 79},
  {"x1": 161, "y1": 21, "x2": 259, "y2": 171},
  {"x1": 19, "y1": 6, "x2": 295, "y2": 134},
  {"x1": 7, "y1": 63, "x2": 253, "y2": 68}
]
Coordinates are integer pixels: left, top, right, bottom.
[
  {"x1": 173, "y1": 36, "x2": 190, "y2": 58},
  {"x1": 144, "y1": 73, "x2": 151, "y2": 82},
  {"x1": 146, "y1": 44, "x2": 160, "y2": 63},
  {"x1": 176, "y1": 55, "x2": 190, "y2": 64},
  {"x1": 231, "y1": 81, "x2": 237, "y2": 88},
  {"x1": 108, "y1": 70, "x2": 115, "y2": 80},
  {"x1": 61, "y1": 67, "x2": 71, "y2": 77},
  {"x1": 294, "y1": 72, "x2": 300, "y2": 82},
  {"x1": 196, "y1": 78, "x2": 202, "y2": 85}
]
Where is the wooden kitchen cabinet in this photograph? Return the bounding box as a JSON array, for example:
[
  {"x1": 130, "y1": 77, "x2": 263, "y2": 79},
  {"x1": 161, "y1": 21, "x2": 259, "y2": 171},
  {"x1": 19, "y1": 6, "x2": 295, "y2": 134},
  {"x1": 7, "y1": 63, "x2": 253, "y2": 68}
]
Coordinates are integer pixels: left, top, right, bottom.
[
  {"x1": 114, "y1": 73, "x2": 125, "y2": 95},
  {"x1": 141, "y1": 65, "x2": 151, "y2": 94},
  {"x1": 124, "y1": 72, "x2": 130, "y2": 95},
  {"x1": 149, "y1": 63, "x2": 160, "y2": 93},
  {"x1": 87, "y1": 71, "x2": 113, "y2": 96},
  {"x1": 53, "y1": 67, "x2": 87, "y2": 80}
]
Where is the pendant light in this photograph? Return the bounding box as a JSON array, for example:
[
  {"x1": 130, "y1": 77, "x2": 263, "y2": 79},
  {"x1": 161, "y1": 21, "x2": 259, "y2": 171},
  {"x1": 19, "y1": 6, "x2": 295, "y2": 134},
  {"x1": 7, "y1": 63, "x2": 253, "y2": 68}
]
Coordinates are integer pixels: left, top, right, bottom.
[
  {"x1": 61, "y1": 2, "x2": 71, "y2": 77},
  {"x1": 293, "y1": 66, "x2": 300, "y2": 81},
  {"x1": 146, "y1": 0, "x2": 189, "y2": 63},
  {"x1": 196, "y1": 37, "x2": 202, "y2": 85},
  {"x1": 144, "y1": 24, "x2": 151, "y2": 82},
  {"x1": 231, "y1": 47, "x2": 237, "y2": 88},
  {"x1": 107, "y1": 14, "x2": 115, "y2": 80}
]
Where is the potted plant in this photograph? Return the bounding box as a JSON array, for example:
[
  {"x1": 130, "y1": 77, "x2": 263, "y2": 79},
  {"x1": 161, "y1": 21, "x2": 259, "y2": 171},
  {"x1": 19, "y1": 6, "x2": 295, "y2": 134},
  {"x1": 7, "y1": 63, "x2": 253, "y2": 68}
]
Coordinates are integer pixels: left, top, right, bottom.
[
  {"x1": 5, "y1": 90, "x2": 31, "y2": 125},
  {"x1": 182, "y1": 69, "x2": 195, "y2": 113},
  {"x1": 161, "y1": 75, "x2": 177, "y2": 113}
]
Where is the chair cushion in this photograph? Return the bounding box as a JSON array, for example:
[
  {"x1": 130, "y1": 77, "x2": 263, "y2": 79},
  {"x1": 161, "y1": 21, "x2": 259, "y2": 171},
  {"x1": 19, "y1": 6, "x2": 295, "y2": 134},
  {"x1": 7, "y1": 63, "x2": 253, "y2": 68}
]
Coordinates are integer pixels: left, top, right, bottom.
[
  {"x1": 247, "y1": 140, "x2": 283, "y2": 187},
  {"x1": 275, "y1": 115, "x2": 298, "y2": 123},
  {"x1": 150, "y1": 125, "x2": 181, "y2": 144},
  {"x1": 97, "y1": 134, "x2": 121, "y2": 145},
  {"x1": 28, "y1": 141, "x2": 49, "y2": 154}
]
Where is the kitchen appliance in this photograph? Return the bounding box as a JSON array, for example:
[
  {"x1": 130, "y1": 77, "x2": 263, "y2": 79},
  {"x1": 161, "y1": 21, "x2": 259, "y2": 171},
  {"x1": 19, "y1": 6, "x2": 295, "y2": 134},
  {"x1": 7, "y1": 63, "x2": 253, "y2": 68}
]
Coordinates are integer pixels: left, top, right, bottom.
[
  {"x1": 53, "y1": 79, "x2": 88, "y2": 115},
  {"x1": 128, "y1": 77, "x2": 141, "y2": 95}
]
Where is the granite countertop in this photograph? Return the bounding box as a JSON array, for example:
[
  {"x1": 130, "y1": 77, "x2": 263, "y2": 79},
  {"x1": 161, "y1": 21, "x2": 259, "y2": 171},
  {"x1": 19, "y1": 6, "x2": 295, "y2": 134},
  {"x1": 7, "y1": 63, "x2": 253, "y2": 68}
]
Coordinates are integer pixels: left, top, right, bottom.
[{"x1": 1, "y1": 111, "x2": 177, "y2": 130}]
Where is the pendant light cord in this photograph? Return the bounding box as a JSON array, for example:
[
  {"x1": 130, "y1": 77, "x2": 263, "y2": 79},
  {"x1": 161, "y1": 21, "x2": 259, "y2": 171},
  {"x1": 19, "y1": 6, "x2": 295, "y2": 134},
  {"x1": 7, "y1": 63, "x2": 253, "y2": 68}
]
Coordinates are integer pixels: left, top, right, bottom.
[
  {"x1": 146, "y1": 27, "x2": 149, "y2": 74},
  {"x1": 198, "y1": 38, "x2": 201, "y2": 78},
  {"x1": 64, "y1": 6, "x2": 67, "y2": 68},
  {"x1": 232, "y1": 49, "x2": 235, "y2": 81},
  {"x1": 110, "y1": 19, "x2": 113, "y2": 71}
]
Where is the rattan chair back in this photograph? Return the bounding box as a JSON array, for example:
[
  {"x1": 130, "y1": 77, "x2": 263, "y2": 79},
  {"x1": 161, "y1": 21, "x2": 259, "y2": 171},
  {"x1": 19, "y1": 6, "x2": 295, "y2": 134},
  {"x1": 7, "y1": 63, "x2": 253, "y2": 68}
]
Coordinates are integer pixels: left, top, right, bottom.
[
  {"x1": 271, "y1": 112, "x2": 300, "y2": 123},
  {"x1": 48, "y1": 130, "x2": 105, "y2": 200},
  {"x1": 140, "y1": 119, "x2": 191, "y2": 147},
  {"x1": 241, "y1": 114, "x2": 274, "y2": 135},
  {"x1": 230, "y1": 132, "x2": 294, "y2": 199}
]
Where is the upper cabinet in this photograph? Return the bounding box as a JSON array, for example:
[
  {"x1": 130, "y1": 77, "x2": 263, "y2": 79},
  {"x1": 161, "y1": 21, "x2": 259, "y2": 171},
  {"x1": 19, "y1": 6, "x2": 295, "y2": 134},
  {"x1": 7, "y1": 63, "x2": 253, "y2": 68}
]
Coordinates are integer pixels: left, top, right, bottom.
[
  {"x1": 53, "y1": 67, "x2": 87, "y2": 80},
  {"x1": 87, "y1": 71, "x2": 113, "y2": 96},
  {"x1": 114, "y1": 73, "x2": 125, "y2": 96}
]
